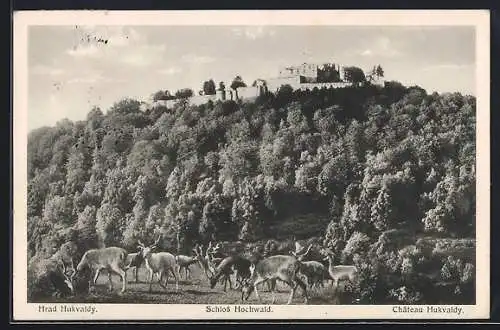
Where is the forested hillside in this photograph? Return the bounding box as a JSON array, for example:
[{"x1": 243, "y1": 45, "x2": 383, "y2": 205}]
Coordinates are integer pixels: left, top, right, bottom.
[{"x1": 27, "y1": 82, "x2": 476, "y2": 303}]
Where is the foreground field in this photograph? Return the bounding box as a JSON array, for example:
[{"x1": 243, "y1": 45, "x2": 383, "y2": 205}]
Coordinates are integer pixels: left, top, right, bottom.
[{"x1": 36, "y1": 264, "x2": 343, "y2": 305}]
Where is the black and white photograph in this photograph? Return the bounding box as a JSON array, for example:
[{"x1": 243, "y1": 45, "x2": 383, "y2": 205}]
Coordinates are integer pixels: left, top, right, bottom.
[{"x1": 13, "y1": 10, "x2": 490, "y2": 320}]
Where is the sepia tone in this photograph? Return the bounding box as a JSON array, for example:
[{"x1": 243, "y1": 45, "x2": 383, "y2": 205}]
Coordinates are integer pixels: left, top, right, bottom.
[{"x1": 13, "y1": 10, "x2": 490, "y2": 320}]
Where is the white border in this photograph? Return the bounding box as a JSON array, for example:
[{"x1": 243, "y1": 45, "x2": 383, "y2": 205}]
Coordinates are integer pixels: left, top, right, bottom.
[{"x1": 12, "y1": 10, "x2": 490, "y2": 321}]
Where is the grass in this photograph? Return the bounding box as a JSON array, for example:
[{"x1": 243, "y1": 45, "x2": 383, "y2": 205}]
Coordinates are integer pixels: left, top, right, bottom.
[
  {"x1": 30, "y1": 234, "x2": 476, "y2": 305},
  {"x1": 33, "y1": 264, "x2": 343, "y2": 305}
]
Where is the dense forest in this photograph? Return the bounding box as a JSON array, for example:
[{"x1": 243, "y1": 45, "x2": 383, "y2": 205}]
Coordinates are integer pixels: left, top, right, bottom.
[{"x1": 27, "y1": 81, "x2": 476, "y2": 303}]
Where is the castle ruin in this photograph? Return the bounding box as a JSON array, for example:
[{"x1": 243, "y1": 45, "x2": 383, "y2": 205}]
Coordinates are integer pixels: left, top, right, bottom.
[{"x1": 147, "y1": 61, "x2": 384, "y2": 110}]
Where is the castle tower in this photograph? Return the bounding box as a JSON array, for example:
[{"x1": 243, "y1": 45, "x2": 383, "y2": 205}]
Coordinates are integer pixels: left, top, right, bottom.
[
  {"x1": 339, "y1": 66, "x2": 346, "y2": 81},
  {"x1": 216, "y1": 88, "x2": 226, "y2": 101}
]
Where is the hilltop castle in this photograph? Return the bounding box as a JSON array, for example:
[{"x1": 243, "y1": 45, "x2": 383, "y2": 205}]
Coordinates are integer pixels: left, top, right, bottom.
[{"x1": 146, "y1": 62, "x2": 384, "y2": 110}]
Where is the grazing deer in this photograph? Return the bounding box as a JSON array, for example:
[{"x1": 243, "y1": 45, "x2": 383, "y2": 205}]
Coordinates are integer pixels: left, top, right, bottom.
[
  {"x1": 175, "y1": 254, "x2": 199, "y2": 280},
  {"x1": 241, "y1": 255, "x2": 308, "y2": 305},
  {"x1": 323, "y1": 251, "x2": 358, "y2": 290},
  {"x1": 125, "y1": 252, "x2": 144, "y2": 283},
  {"x1": 138, "y1": 237, "x2": 180, "y2": 292},
  {"x1": 298, "y1": 260, "x2": 330, "y2": 289},
  {"x1": 73, "y1": 246, "x2": 128, "y2": 293},
  {"x1": 209, "y1": 255, "x2": 252, "y2": 291}
]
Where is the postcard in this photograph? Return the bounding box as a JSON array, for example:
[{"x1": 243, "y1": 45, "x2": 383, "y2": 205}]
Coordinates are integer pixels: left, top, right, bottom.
[{"x1": 12, "y1": 9, "x2": 490, "y2": 321}]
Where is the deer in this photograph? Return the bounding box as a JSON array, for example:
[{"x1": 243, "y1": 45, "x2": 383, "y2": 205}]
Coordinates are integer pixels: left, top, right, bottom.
[
  {"x1": 209, "y1": 254, "x2": 252, "y2": 292},
  {"x1": 72, "y1": 246, "x2": 128, "y2": 293},
  {"x1": 240, "y1": 254, "x2": 309, "y2": 305},
  {"x1": 204, "y1": 242, "x2": 225, "y2": 277},
  {"x1": 262, "y1": 243, "x2": 314, "y2": 293},
  {"x1": 263, "y1": 238, "x2": 296, "y2": 257},
  {"x1": 175, "y1": 254, "x2": 199, "y2": 280},
  {"x1": 297, "y1": 260, "x2": 330, "y2": 289},
  {"x1": 138, "y1": 237, "x2": 180, "y2": 293},
  {"x1": 192, "y1": 242, "x2": 224, "y2": 279},
  {"x1": 323, "y1": 250, "x2": 358, "y2": 291},
  {"x1": 58, "y1": 259, "x2": 76, "y2": 294},
  {"x1": 192, "y1": 243, "x2": 213, "y2": 279},
  {"x1": 291, "y1": 244, "x2": 328, "y2": 288},
  {"x1": 125, "y1": 251, "x2": 145, "y2": 283}
]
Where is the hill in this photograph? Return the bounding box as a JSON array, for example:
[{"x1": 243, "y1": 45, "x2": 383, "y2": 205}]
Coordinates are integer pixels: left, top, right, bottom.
[{"x1": 27, "y1": 82, "x2": 476, "y2": 303}]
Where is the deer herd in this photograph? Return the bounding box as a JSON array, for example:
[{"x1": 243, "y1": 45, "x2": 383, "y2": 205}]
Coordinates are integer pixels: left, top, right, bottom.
[{"x1": 55, "y1": 237, "x2": 358, "y2": 305}]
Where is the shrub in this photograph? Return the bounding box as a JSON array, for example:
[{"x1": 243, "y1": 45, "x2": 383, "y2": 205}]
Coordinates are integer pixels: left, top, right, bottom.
[
  {"x1": 388, "y1": 286, "x2": 424, "y2": 304},
  {"x1": 341, "y1": 231, "x2": 371, "y2": 263}
]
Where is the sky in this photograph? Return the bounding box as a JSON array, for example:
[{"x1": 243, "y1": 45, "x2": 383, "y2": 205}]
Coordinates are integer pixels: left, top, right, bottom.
[{"x1": 27, "y1": 25, "x2": 476, "y2": 131}]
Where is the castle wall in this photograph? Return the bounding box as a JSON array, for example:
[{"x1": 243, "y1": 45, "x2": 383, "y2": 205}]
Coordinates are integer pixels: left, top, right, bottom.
[
  {"x1": 190, "y1": 94, "x2": 218, "y2": 105},
  {"x1": 151, "y1": 99, "x2": 176, "y2": 109},
  {"x1": 235, "y1": 86, "x2": 262, "y2": 100},
  {"x1": 299, "y1": 82, "x2": 352, "y2": 90},
  {"x1": 266, "y1": 76, "x2": 302, "y2": 92},
  {"x1": 151, "y1": 94, "x2": 218, "y2": 109}
]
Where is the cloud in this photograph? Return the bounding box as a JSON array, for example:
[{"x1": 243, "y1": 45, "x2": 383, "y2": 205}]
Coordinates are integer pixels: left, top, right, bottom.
[
  {"x1": 66, "y1": 26, "x2": 147, "y2": 59},
  {"x1": 106, "y1": 27, "x2": 144, "y2": 47},
  {"x1": 181, "y1": 54, "x2": 215, "y2": 64},
  {"x1": 360, "y1": 36, "x2": 402, "y2": 58},
  {"x1": 232, "y1": 26, "x2": 276, "y2": 40},
  {"x1": 119, "y1": 44, "x2": 167, "y2": 67},
  {"x1": 31, "y1": 64, "x2": 64, "y2": 76},
  {"x1": 66, "y1": 44, "x2": 101, "y2": 58},
  {"x1": 158, "y1": 67, "x2": 182, "y2": 75},
  {"x1": 422, "y1": 63, "x2": 473, "y2": 71},
  {"x1": 121, "y1": 53, "x2": 152, "y2": 67},
  {"x1": 66, "y1": 72, "x2": 126, "y2": 84}
]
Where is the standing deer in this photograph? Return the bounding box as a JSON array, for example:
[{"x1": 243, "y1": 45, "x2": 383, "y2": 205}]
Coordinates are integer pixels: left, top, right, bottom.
[
  {"x1": 58, "y1": 259, "x2": 76, "y2": 294},
  {"x1": 73, "y1": 246, "x2": 128, "y2": 293},
  {"x1": 291, "y1": 244, "x2": 328, "y2": 288},
  {"x1": 323, "y1": 251, "x2": 358, "y2": 291},
  {"x1": 254, "y1": 243, "x2": 313, "y2": 293},
  {"x1": 192, "y1": 244, "x2": 212, "y2": 279},
  {"x1": 204, "y1": 242, "x2": 225, "y2": 277},
  {"x1": 125, "y1": 251, "x2": 144, "y2": 283},
  {"x1": 241, "y1": 254, "x2": 309, "y2": 305},
  {"x1": 192, "y1": 242, "x2": 224, "y2": 280},
  {"x1": 175, "y1": 254, "x2": 199, "y2": 280},
  {"x1": 138, "y1": 237, "x2": 180, "y2": 292}
]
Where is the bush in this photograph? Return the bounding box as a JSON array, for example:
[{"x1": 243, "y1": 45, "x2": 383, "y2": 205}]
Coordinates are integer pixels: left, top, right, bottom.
[
  {"x1": 342, "y1": 232, "x2": 371, "y2": 263},
  {"x1": 28, "y1": 257, "x2": 73, "y2": 301},
  {"x1": 388, "y1": 286, "x2": 424, "y2": 304}
]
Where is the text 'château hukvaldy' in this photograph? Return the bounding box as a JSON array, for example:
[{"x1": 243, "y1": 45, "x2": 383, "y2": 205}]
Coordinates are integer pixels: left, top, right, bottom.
[{"x1": 146, "y1": 61, "x2": 385, "y2": 110}]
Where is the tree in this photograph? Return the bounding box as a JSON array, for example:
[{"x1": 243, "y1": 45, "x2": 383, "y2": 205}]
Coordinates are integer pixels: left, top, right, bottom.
[
  {"x1": 375, "y1": 65, "x2": 384, "y2": 78},
  {"x1": 175, "y1": 88, "x2": 194, "y2": 99},
  {"x1": 202, "y1": 79, "x2": 216, "y2": 95},
  {"x1": 152, "y1": 90, "x2": 174, "y2": 101},
  {"x1": 367, "y1": 65, "x2": 385, "y2": 83},
  {"x1": 343, "y1": 66, "x2": 366, "y2": 84},
  {"x1": 230, "y1": 76, "x2": 247, "y2": 90},
  {"x1": 75, "y1": 205, "x2": 99, "y2": 252},
  {"x1": 277, "y1": 84, "x2": 294, "y2": 98},
  {"x1": 370, "y1": 184, "x2": 392, "y2": 231},
  {"x1": 95, "y1": 203, "x2": 123, "y2": 247}
]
